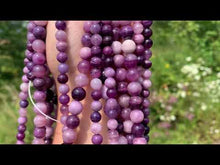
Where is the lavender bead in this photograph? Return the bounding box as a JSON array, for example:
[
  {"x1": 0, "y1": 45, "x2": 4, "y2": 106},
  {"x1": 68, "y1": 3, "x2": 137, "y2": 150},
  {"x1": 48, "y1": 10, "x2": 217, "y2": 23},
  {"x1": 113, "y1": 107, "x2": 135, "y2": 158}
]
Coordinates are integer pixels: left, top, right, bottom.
[
  {"x1": 59, "y1": 94, "x2": 70, "y2": 105},
  {"x1": 32, "y1": 65, "x2": 46, "y2": 78},
  {"x1": 133, "y1": 137, "x2": 147, "y2": 144},
  {"x1": 107, "y1": 119, "x2": 118, "y2": 130},
  {"x1": 91, "y1": 123, "x2": 102, "y2": 134},
  {"x1": 127, "y1": 68, "x2": 139, "y2": 82},
  {"x1": 123, "y1": 120, "x2": 133, "y2": 133},
  {"x1": 104, "y1": 67, "x2": 115, "y2": 78},
  {"x1": 83, "y1": 21, "x2": 93, "y2": 33},
  {"x1": 130, "y1": 110, "x2": 144, "y2": 123},
  {"x1": 62, "y1": 129, "x2": 77, "y2": 144},
  {"x1": 91, "y1": 46, "x2": 102, "y2": 56},
  {"x1": 121, "y1": 108, "x2": 131, "y2": 120},
  {"x1": 32, "y1": 53, "x2": 46, "y2": 65},
  {"x1": 90, "y1": 78, "x2": 102, "y2": 90},
  {"x1": 91, "y1": 34, "x2": 102, "y2": 46},
  {"x1": 91, "y1": 101, "x2": 102, "y2": 111},
  {"x1": 118, "y1": 94, "x2": 130, "y2": 108},
  {"x1": 59, "y1": 84, "x2": 69, "y2": 94},
  {"x1": 90, "y1": 68, "x2": 101, "y2": 78},
  {"x1": 34, "y1": 21, "x2": 48, "y2": 26},
  {"x1": 124, "y1": 54, "x2": 138, "y2": 69},
  {"x1": 133, "y1": 23, "x2": 144, "y2": 34},
  {"x1": 116, "y1": 68, "x2": 127, "y2": 81},
  {"x1": 56, "y1": 30, "x2": 67, "y2": 41},
  {"x1": 108, "y1": 130, "x2": 119, "y2": 140},
  {"x1": 127, "y1": 82, "x2": 142, "y2": 96},
  {"x1": 32, "y1": 39, "x2": 45, "y2": 53},
  {"x1": 81, "y1": 33, "x2": 92, "y2": 47},
  {"x1": 90, "y1": 23, "x2": 101, "y2": 34},
  {"x1": 57, "y1": 52, "x2": 68, "y2": 63},
  {"x1": 126, "y1": 134, "x2": 134, "y2": 144},
  {"x1": 133, "y1": 34, "x2": 144, "y2": 44},
  {"x1": 66, "y1": 115, "x2": 80, "y2": 129},
  {"x1": 34, "y1": 115, "x2": 47, "y2": 127},
  {"x1": 92, "y1": 134, "x2": 103, "y2": 144},
  {"x1": 34, "y1": 127, "x2": 46, "y2": 138},
  {"x1": 80, "y1": 47, "x2": 91, "y2": 60},
  {"x1": 58, "y1": 63, "x2": 69, "y2": 74}
]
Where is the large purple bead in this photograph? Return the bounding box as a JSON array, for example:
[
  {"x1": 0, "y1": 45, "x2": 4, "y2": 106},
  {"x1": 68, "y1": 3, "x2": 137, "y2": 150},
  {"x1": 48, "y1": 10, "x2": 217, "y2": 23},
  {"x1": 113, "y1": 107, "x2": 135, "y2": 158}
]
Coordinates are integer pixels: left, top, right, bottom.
[
  {"x1": 131, "y1": 123, "x2": 145, "y2": 137},
  {"x1": 71, "y1": 87, "x2": 86, "y2": 101},
  {"x1": 66, "y1": 115, "x2": 80, "y2": 129}
]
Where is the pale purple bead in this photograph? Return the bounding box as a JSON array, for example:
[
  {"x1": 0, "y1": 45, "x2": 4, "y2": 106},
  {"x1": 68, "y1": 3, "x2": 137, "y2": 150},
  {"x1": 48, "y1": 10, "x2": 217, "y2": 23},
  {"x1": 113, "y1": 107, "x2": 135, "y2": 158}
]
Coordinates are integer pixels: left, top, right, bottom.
[
  {"x1": 56, "y1": 41, "x2": 67, "y2": 52},
  {"x1": 74, "y1": 73, "x2": 89, "y2": 87},
  {"x1": 119, "y1": 21, "x2": 131, "y2": 26},
  {"x1": 69, "y1": 100, "x2": 83, "y2": 115},
  {"x1": 142, "y1": 79, "x2": 152, "y2": 89},
  {"x1": 33, "y1": 91, "x2": 46, "y2": 102},
  {"x1": 118, "y1": 136, "x2": 128, "y2": 144},
  {"x1": 61, "y1": 115, "x2": 68, "y2": 125},
  {"x1": 90, "y1": 78, "x2": 102, "y2": 90},
  {"x1": 116, "y1": 68, "x2": 127, "y2": 81},
  {"x1": 112, "y1": 41, "x2": 122, "y2": 54},
  {"x1": 32, "y1": 39, "x2": 46, "y2": 53},
  {"x1": 33, "y1": 21, "x2": 48, "y2": 26},
  {"x1": 91, "y1": 34, "x2": 102, "y2": 46},
  {"x1": 19, "y1": 108, "x2": 27, "y2": 117},
  {"x1": 34, "y1": 115, "x2": 47, "y2": 127},
  {"x1": 133, "y1": 137, "x2": 147, "y2": 144},
  {"x1": 105, "y1": 98, "x2": 118, "y2": 110},
  {"x1": 90, "y1": 23, "x2": 101, "y2": 34},
  {"x1": 127, "y1": 68, "x2": 139, "y2": 82},
  {"x1": 32, "y1": 65, "x2": 46, "y2": 78},
  {"x1": 83, "y1": 21, "x2": 93, "y2": 33},
  {"x1": 32, "y1": 53, "x2": 46, "y2": 65},
  {"x1": 127, "y1": 82, "x2": 142, "y2": 96},
  {"x1": 34, "y1": 102, "x2": 48, "y2": 115},
  {"x1": 90, "y1": 123, "x2": 102, "y2": 134},
  {"x1": 19, "y1": 92, "x2": 28, "y2": 100},
  {"x1": 55, "y1": 30, "x2": 67, "y2": 41},
  {"x1": 113, "y1": 54, "x2": 125, "y2": 67},
  {"x1": 91, "y1": 101, "x2": 102, "y2": 111},
  {"x1": 91, "y1": 68, "x2": 101, "y2": 79},
  {"x1": 102, "y1": 85, "x2": 109, "y2": 99},
  {"x1": 16, "y1": 140, "x2": 25, "y2": 144},
  {"x1": 18, "y1": 116, "x2": 27, "y2": 125},
  {"x1": 104, "y1": 77, "x2": 116, "y2": 88},
  {"x1": 144, "y1": 49, "x2": 152, "y2": 60},
  {"x1": 133, "y1": 23, "x2": 144, "y2": 34},
  {"x1": 103, "y1": 46, "x2": 113, "y2": 56},
  {"x1": 27, "y1": 32, "x2": 36, "y2": 43},
  {"x1": 32, "y1": 138, "x2": 45, "y2": 144},
  {"x1": 123, "y1": 120, "x2": 133, "y2": 133},
  {"x1": 107, "y1": 119, "x2": 118, "y2": 130},
  {"x1": 23, "y1": 67, "x2": 29, "y2": 74},
  {"x1": 77, "y1": 60, "x2": 90, "y2": 74},
  {"x1": 59, "y1": 84, "x2": 69, "y2": 94},
  {"x1": 34, "y1": 127, "x2": 46, "y2": 138},
  {"x1": 62, "y1": 129, "x2": 77, "y2": 144},
  {"x1": 104, "y1": 67, "x2": 115, "y2": 77},
  {"x1": 133, "y1": 34, "x2": 144, "y2": 44},
  {"x1": 80, "y1": 47, "x2": 92, "y2": 60},
  {"x1": 59, "y1": 94, "x2": 70, "y2": 105},
  {"x1": 121, "y1": 108, "x2": 131, "y2": 120},
  {"x1": 130, "y1": 110, "x2": 144, "y2": 123},
  {"x1": 122, "y1": 40, "x2": 136, "y2": 54},
  {"x1": 58, "y1": 63, "x2": 69, "y2": 74},
  {"x1": 143, "y1": 70, "x2": 152, "y2": 79},
  {"x1": 108, "y1": 130, "x2": 119, "y2": 140},
  {"x1": 118, "y1": 94, "x2": 130, "y2": 108},
  {"x1": 27, "y1": 22, "x2": 36, "y2": 32},
  {"x1": 142, "y1": 99, "x2": 150, "y2": 108},
  {"x1": 46, "y1": 127, "x2": 54, "y2": 138},
  {"x1": 124, "y1": 54, "x2": 138, "y2": 69},
  {"x1": 22, "y1": 75, "x2": 29, "y2": 83},
  {"x1": 20, "y1": 83, "x2": 28, "y2": 93}
]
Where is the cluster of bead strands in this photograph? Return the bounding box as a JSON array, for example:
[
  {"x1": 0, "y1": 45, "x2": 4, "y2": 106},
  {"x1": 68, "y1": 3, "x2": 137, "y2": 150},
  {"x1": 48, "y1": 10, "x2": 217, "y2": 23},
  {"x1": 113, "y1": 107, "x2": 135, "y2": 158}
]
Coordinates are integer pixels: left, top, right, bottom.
[{"x1": 81, "y1": 21, "x2": 104, "y2": 144}]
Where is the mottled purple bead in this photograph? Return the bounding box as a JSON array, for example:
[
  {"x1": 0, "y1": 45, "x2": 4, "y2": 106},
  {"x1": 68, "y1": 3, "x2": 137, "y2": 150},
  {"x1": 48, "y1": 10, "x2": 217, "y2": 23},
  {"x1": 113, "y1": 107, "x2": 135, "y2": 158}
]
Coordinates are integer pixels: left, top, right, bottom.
[
  {"x1": 143, "y1": 60, "x2": 152, "y2": 69},
  {"x1": 71, "y1": 87, "x2": 86, "y2": 101},
  {"x1": 33, "y1": 78, "x2": 46, "y2": 89},
  {"x1": 78, "y1": 60, "x2": 90, "y2": 74},
  {"x1": 26, "y1": 62, "x2": 34, "y2": 71},
  {"x1": 117, "y1": 81, "x2": 128, "y2": 94},
  {"x1": 132, "y1": 123, "x2": 145, "y2": 137},
  {"x1": 120, "y1": 25, "x2": 134, "y2": 39},
  {"x1": 90, "y1": 23, "x2": 101, "y2": 34},
  {"x1": 124, "y1": 54, "x2": 138, "y2": 69},
  {"x1": 90, "y1": 111, "x2": 101, "y2": 123},
  {"x1": 102, "y1": 24, "x2": 112, "y2": 35},
  {"x1": 59, "y1": 94, "x2": 70, "y2": 105},
  {"x1": 27, "y1": 22, "x2": 36, "y2": 32},
  {"x1": 112, "y1": 27, "x2": 121, "y2": 41},
  {"x1": 143, "y1": 117, "x2": 150, "y2": 125},
  {"x1": 116, "y1": 68, "x2": 127, "y2": 81},
  {"x1": 34, "y1": 127, "x2": 46, "y2": 138},
  {"x1": 90, "y1": 68, "x2": 101, "y2": 78},
  {"x1": 57, "y1": 52, "x2": 68, "y2": 63},
  {"x1": 57, "y1": 74, "x2": 68, "y2": 84},
  {"x1": 91, "y1": 90, "x2": 102, "y2": 100},
  {"x1": 102, "y1": 36, "x2": 113, "y2": 46},
  {"x1": 55, "y1": 21, "x2": 66, "y2": 30},
  {"x1": 129, "y1": 96, "x2": 143, "y2": 108},
  {"x1": 144, "y1": 126, "x2": 150, "y2": 135},
  {"x1": 33, "y1": 26, "x2": 46, "y2": 39},
  {"x1": 81, "y1": 33, "x2": 92, "y2": 47},
  {"x1": 126, "y1": 134, "x2": 134, "y2": 144},
  {"x1": 127, "y1": 68, "x2": 139, "y2": 82},
  {"x1": 56, "y1": 41, "x2": 67, "y2": 52},
  {"x1": 105, "y1": 109, "x2": 119, "y2": 119},
  {"x1": 92, "y1": 134, "x2": 103, "y2": 144},
  {"x1": 142, "y1": 21, "x2": 153, "y2": 28},
  {"x1": 143, "y1": 28, "x2": 153, "y2": 38},
  {"x1": 16, "y1": 133, "x2": 25, "y2": 140},
  {"x1": 142, "y1": 108, "x2": 150, "y2": 117},
  {"x1": 91, "y1": 34, "x2": 102, "y2": 46},
  {"x1": 142, "y1": 98, "x2": 150, "y2": 108},
  {"x1": 90, "y1": 57, "x2": 102, "y2": 68},
  {"x1": 103, "y1": 46, "x2": 113, "y2": 56},
  {"x1": 135, "y1": 45, "x2": 145, "y2": 56},
  {"x1": 142, "y1": 89, "x2": 150, "y2": 98},
  {"x1": 144, "y1": 39, "x2": 153, "y2": 49},
  {"x1": 106, "y1": 88, "x2": 117, "y2": 98},
  {"x1": 91, "y1": 46, "x2": 102, "y2": 56},
  {"x1": 58, "y1": 63, "x2": 69, "y2": 74},
  {"x1": 143, "y1": 49, "x2": 152, "y2": 60},
  {"x1": 19, "y1": 100, "x2": 28, "y2": 108},
  {"x1": 18, "y1": 124, "x2": 26, "y2": 133},
  {"x1": 66, "y1": 115, "x2": 80, "y2": 129}
]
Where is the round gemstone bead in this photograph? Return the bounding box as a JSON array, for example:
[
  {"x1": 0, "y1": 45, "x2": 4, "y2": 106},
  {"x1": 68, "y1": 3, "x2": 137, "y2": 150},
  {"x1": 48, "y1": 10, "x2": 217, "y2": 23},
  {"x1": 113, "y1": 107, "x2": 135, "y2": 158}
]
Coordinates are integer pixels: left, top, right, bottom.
[
  {"x1": 130, "y1": 110, "x2": 144, "y2": 123},
  {"x1": 62, "y1": 129, "x2": 77, "y2": 144},
  {"x1": 90, "y1": 23, "x2": 101, "y2": 34},
  {"x1": 91, "y1": 101, "x2": 102, "y2": 111},
  {"x1": 133, "y1": 137, "x2": 147, "y2": 144},
  {"x1": 55, "y1": 21, "x2": 66, "y2": 30},
  {"x1": 57, "y1": 74, "x2": 68, "y2": 84},
  {"x1": 75, "y1": 73, "x2": 89, "y2": 87},
  {"x1": 107, "y1": 119, "x2": 118, "y2": 130},
  {"x1": 131, "y1": 123, "x2": 145, "y2": 137},
  {"x1": 59, "y1": 94, "x2": 70, "y2": 105},
  {"x1": 90, "y1": 78, "x2": 102, "y2": 90},
  {"x1": 80, "y1": 47, "x2": 91, "y2": 60},
  {"x1": 123, "y1": 120, "x2": 133, "y2": 133},
  {"x1": 120, "y1": 25, "x2": 134, "y2": 39},
  {"x1": 90, "y1": 111, "x2": 101, "y2": 122},
  {"x1": 91, "y1": 123, "x2": 102, "y2": 134},
  {"x1": 77, "y1": 60, "x2": 90, "y2": 74},
  {"x1": 71, "y1": 87, "x2": 86, "y2": 101},
  {"x1": 91, "y1": 34, "x2": 102, "y2": 46},
  {"x1": 127, "y1": 82, "x2": 142, "y2": 96},
  {"x1": 66, "y1": 115, "x2": 80, "y2": 129},
  {"x1": 32, "y1": 39, "x2": 46, "y2": 53},
  {"x1": 143, "y1": 28, "x2": 153, "y2": 38},
  {"x1": 33, "y1": 26, "x2": 46, "y2": 39},
  {"x1": 57, "y1": 52, "x2": 68, "y2": 63},
  {"x1": 121, "y1": 40, "x2": 136, "y2": 54},
  {"x1": 91, "y1": 90, "x2": 102, "y2": 100},
  {"x1": 81, "y1": 33, "x2": 92, "y2": 47},
  {"x1": 34, "y1": 127, "x2": 46, "y2": 138},
  {"x1": 92, "y1": 134, "x2": 103, "y2": 144}
]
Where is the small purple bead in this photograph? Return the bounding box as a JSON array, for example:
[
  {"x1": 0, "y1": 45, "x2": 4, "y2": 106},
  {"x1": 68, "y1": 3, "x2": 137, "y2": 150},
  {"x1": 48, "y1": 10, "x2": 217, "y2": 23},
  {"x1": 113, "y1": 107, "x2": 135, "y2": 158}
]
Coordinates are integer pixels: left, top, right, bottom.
[
  {"x1": 71, "y1": 87, "x2": 86, "y2": 101},
  {"x1": 106, "y1": 88, "x2": 117, "y2": 98},
  {"x1": 129, "y1": 96, "x2": 143, "y2": 108},
  {"x1": 26, "y1": 62, "x2": 34, "y2": 71},
  {"x1": 120, "y1": 25, "x2": 134, "y2": 39},
  {"x1": 91, "y1": 46, "x2": 102, "y2": 56},
  {"x1": 59, "y1": 94, "x2": 70, "y2": 105},
  {"x1": 102, "y1": 36, "x2": 113, "y2": 46},
  {"x1": 103, "y1": 46, "x2": 113, "y2": 56},
  {"x1": 143, "y1": 28, "x2": 153, "y2": 38},
  {"x1": 102, "y1": 24, "x2": 112, "y2": 35},
  {"x1": 78, "y1": 60, "x2": 91, "y2": 74},
  {"x1": 112, "y1": 27, "x2": 121, "y2": 41},
  {"x1": 34, "y1": 127, "x2": 46, "y2": 138},
  {"x1": 57, "y1": 52, "x2": 68, "y2": 63},
  {"x1": 135, "y1": 45, "x2": 145, "y2": 56},
  {"x1": 91, "y1": 34, "x2": 102, "y2": 46},
  {"x1": 116, "y1": 68, "x2": 127, "y2": 81},
  {"x1": 104, "y1": 57, "x2": 114, "y2": 67},
  {"x1": 124, "y1": 54, "x2": 138, "y2": 69},
  {"x1": 142, "y1": 21, "x2": 153, "y2": 28},
  {"x1": 66, "y1": 115, "x2": 80, "y2": 129},
  {"x1": 16, "y1": 133, "x2": 25, "y2": 140},
  {"x1": 55, "y1": 21, "x2": 66, "y2": 30},
  {"x1": 117, "y1": 82, "x2": 128, "y2": 94},
  {"x1": 90, "y1": 57, "x2": 102, "y2": 68},
  {"x1": 90, "y1": 68, "x2": 102, "y2": 78},
  {"x1": 91, "y1": 90, "x2": 102, "y2": 100},
  {"x1": 32, "y1": 53, "x2": 46, "y2": 65},
  {"x1": 142, "y1": 108, "x2": 150, "y2": 117},
  {"x1": 92, "y1": 134, "x2": 103, "y2": 144},
  {"x1": 60, "y1": 105, "x2": 69, "y2": 115},
  {"x1": 27, "y1": 22, "x2": 36, "y2": 32},
  {"x1": 105, "y1": 109, "x2": 119, "y2": 119},
  {"x1": 57, "y1": 74, "x2": 68, "y2": 84},
  {"x1": 143, "y1": 60, "x2": 152, "y2": 69},
  {"x1": 18, "y1": 124, "x2": 26, "y2": 133},
  {"x1": 137, "y1": 55, "x2": 145, "y2": 66},
  {"x1": 127, "y1": 68, "x2": 139, "y2": 82},
  {"x1": 126, "y1": 134, "x2": 134, "y2": 144},
  {"x1": 33, "y1": 78, "x2": 46, "y2": 89},
  {"x1": 143, "y1": 117, "x2": 150, "y2": 125},
  {"x1": 33, "y1": 26, "x2": 46, "y2": 39},
  {"x1": 81, "y1": 33, "x2": 92, "y2": 47},
  {"x1": 90, "y1": 111, "x2": 101, "y2": 123},
  {"x1": 19, "y1": 100, "x2": 29, "y2": 108},
  {"x1": 142, "y1": 89, "x2": 150, "y2": 98},
  {"x1": 90, "y1": 23, "x2": 101, "y2": 34},
  {"x1": 144, "y1": 39, "x2": 153, "y2": 49},
  {"x1": 132, "y1": 123, "x2": 145, "y2": 137},
  {"x1": 143, "y1": 49, "x2": 152, "y2": 60},
  {"x1": 58, "y1": 63, "x2": 69, "y2": 74}
]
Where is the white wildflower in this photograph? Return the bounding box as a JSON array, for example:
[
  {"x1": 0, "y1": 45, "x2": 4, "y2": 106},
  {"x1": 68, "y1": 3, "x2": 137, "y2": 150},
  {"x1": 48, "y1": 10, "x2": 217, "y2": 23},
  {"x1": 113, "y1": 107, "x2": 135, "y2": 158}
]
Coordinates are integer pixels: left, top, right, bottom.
[
  {"x1": 170, "y1": 115, "x2": 176, "y2": 121},
  {"x1": 186, "y1": 57, "x2": 192, "y2": 62},
  {"x1": 180, "y1": 91, "x2": 186, "y2": 98},
  {"x1": 160, "y1": 115, "x2": 165, "y2": 121},
  {"x1": 217, "y1": 72, "x2": 220, "y2": 78},
  {"x1": 201, "y1": 104, "x2": 207, "y2": 111}
]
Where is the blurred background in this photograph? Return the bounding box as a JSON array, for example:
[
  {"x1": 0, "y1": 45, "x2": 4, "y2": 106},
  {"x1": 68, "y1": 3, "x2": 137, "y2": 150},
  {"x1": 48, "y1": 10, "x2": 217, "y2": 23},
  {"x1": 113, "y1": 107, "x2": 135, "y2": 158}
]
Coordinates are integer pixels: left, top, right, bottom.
[{"x1": 0, "y1": 21, "x2": 219, "y2": 144}]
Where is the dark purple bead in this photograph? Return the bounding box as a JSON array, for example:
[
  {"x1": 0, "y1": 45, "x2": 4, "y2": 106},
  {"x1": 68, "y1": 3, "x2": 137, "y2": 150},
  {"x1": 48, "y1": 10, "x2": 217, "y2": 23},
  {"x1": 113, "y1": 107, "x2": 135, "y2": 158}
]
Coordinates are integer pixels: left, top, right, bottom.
[
  {"x1": 104, "y1": 109, "x2": 119, "y2": 119},
  {"x1": 143, "y1": 108, "x2": 150, "y2": 117},
  {"x1": 106, "y1": 88, "x2": 117, "y2": 98},
  {"x1": 57, "y1": 74, "x2": 68, "y2": 84},
  {"x1": 142, "y1": 117, "x2": 149, "y2": 125},
  {"x1": 142, "y1": 21, "x2": 153, "y2": 28},
  {"x1": 129, "y1": 96, "x2": 143, "y2": 108},
  {"x1": 143, "y1": 28, "x2": 153, "y2": 38},
  {"x1": 143, "y1": 60, "x2": 152, "y2": 69},
  {"x1": 137, "y1": 55, "x2": 145, "y2": 66},
  {"x1": 144, "y1": 135, "x2": 150, "y2": 142},
  {"x1": 90, "y1": 68, "x2": 101, "y2": 78},
  {"x1": 132, "y1": 123, "x2": 145, "y2": 137},
  {"x1": 59, "y1": 94, "x2": 70, "y2": 105},
  {"x1": 26, "y1": 52, "x2": 33, "y2": 61},
  {"x1": 142, "y1": 99, "x2": 150, "y2": 108},
  {"x1": 44, "y1": 138, "x2": 53, "y2": 144},
  {"x1": 91, "y1": 90, "x2": 102, "y2": 100},
  {"x1": 55, "y1": 21, "x2": 66, "y2": 30},
  {"x1": 90, "y1": 57, "x2": 102, "y2": 68},
  {"x1": 144, "y1": 126, "x2": 150, "y2": 135},
  {"x1": 104, "y1": 57, "x2": 114, "y2": 67},
  {"x1": 26, "y1": 62, "x2": 34, "y2": 71},
  {"x1": 46, "y1": 102, "x2": 54, "y2": 114},
  {"x1": 117, "y1": 82, "x2": 128, "y2": 94},
  {"x1": 142, "y1": 89, "x2": 150, "y2": 98},
  {"x1": 144, "y1": 39, "x2": 153, "y2": 49},
  {"x1": 71, "y1": 87, "x2": 86, "y2": 101},
  {"x1": 66, "y1": 115, "x2": 80, "y2": 129},
  {"x1": 45, "y1": 77, "x2": 54, "y2": 89},
  {"x1": 124, "y1": 54, "x2": 138, "y2": 69},
  {"x1": 143, "y1": 49, "x2": 152, "y2": 60},
  {"x1": 92, "y1": 134, "x2": 103, "y2": 144},
  {"x1": 19, "y1": 100, "x2": 29, "y2": 108},
  {"x1": 103, "y1": 46, "x2": 113, "y2": 56},
  {"x1": 135, "y1": 45, "x2": 145, "y2": 56},
  {"x1": 91, "y1": 46, "x2": 102, "y2": 56},
  {"x1": 33, "y1": 26, "x2": 46, "y2": 39},
  {"x1": 126, "y1": 134, "x2": 134, "y2": 144},
  {"x1": 102, "y1": 36, "x2": 113, "y2": 46},
  {"x1": 90, "y1": 23, "x2": 101, "y2": 34},
  {"x1": 81, "y1": 33, "x2": 92, "y2": 47},
  {"x1": 60, "y1": 105, "x2": 69, "y2": 115},
  {"x1": 57, "y1": 52, "x2": 68, "y2": 63},
  {"x1": 26, "y1": 72, "x2": 35, "y2": 81},
  {"x1": 112, "y1": 27, "x2": 121, "y2": 41},
  {"x1": 16, "y1": 133, "x2": 25, "y2": 140},
  {"x1": 117, "y1": 123, "x2": 124, "y2": 133},
  {"x1": 33, "y1": 78, "x2": 46, "y2": 89},
  {"x1": 27, "y1": 42, "x2": 34, "y2": 52},
  {"x1": 18, "y1": 124, "x2": 26, "y2": 133},
  {"x1": 120, "y1": 25, "x2": 134, "y2": 39},
  {"x1": 34, "y1": 127, "x2": 46, "y2": 138},
  {"x1": 102, "y1": 25, "x2": 112, "y2": 35},
  {"x1": 90, "y1": 111, "x2": 101, "y2": 123}
]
